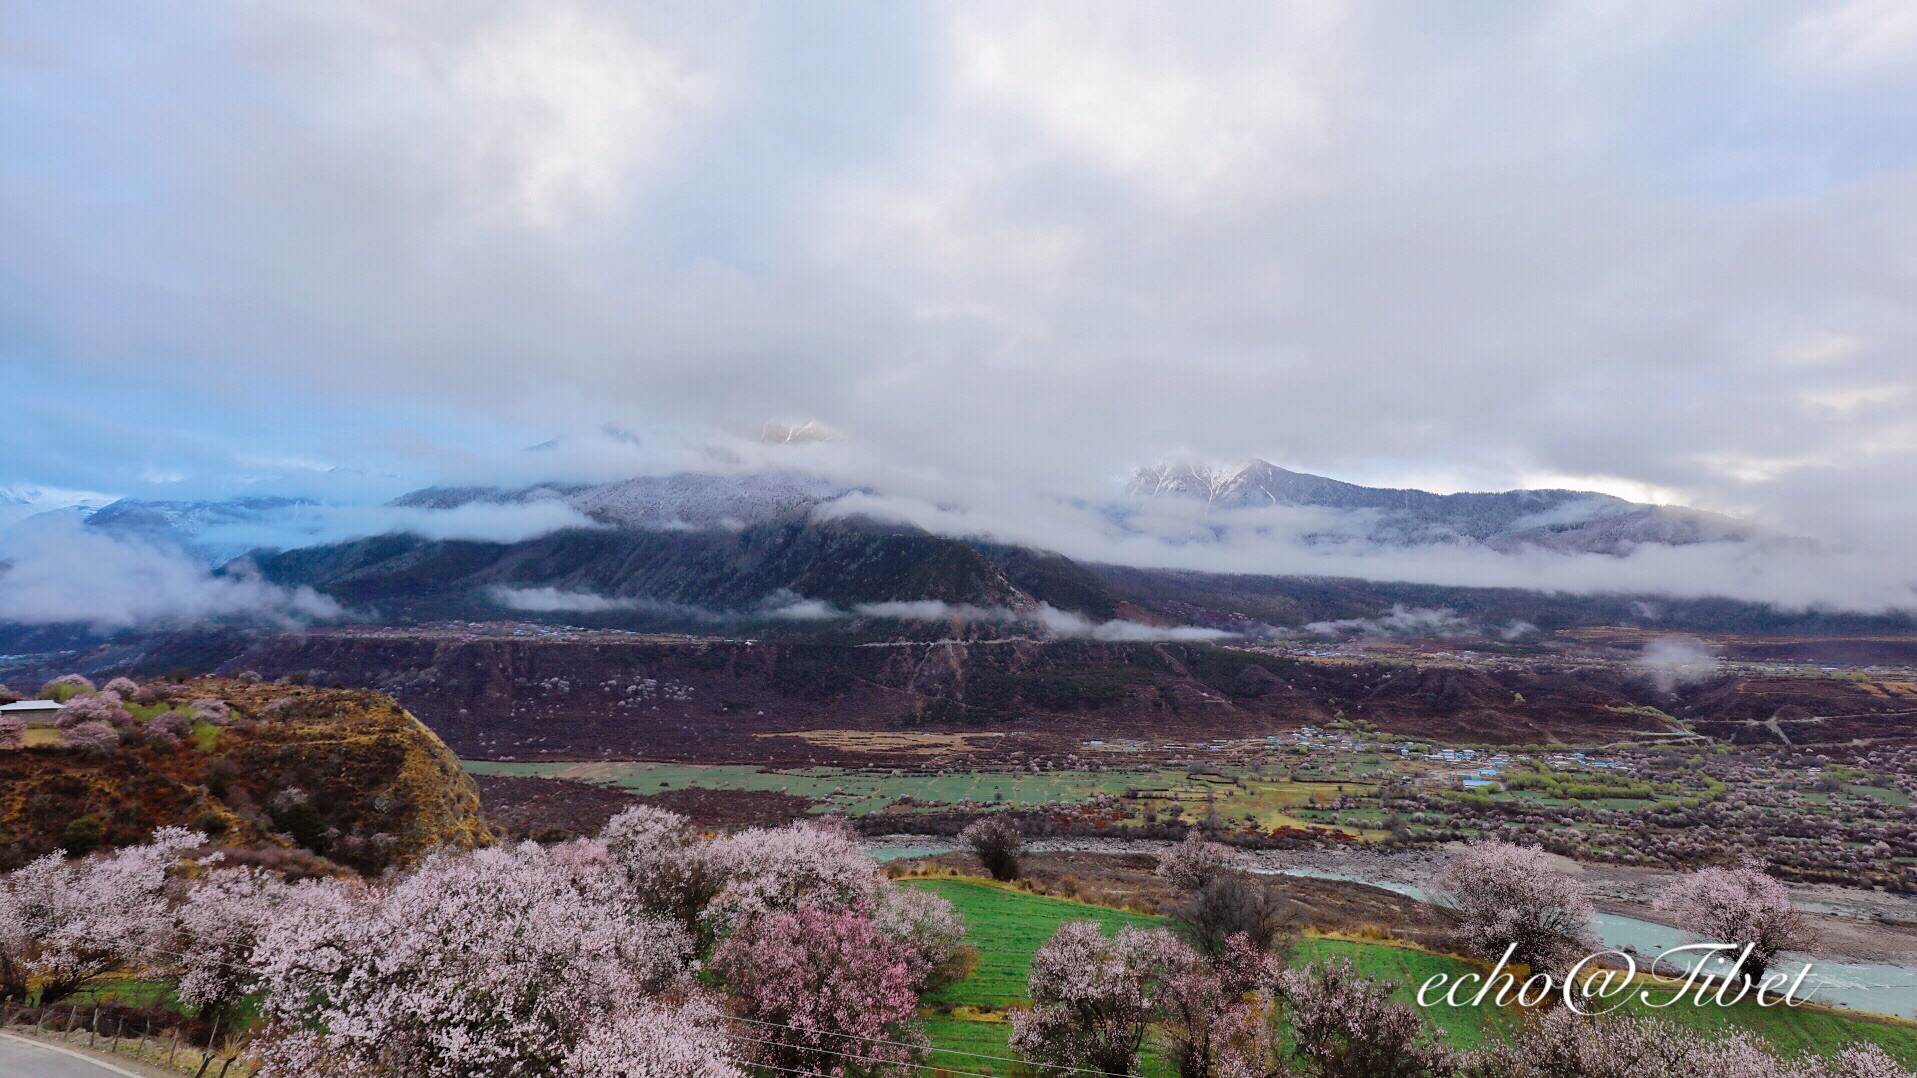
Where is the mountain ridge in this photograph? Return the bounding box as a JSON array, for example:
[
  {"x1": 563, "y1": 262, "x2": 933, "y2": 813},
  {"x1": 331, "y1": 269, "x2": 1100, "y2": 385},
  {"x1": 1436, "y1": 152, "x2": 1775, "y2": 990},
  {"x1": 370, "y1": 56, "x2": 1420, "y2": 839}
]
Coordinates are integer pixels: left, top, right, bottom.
[{"x1": 1127, "y1": 459, "x2": 1763, "y2": 554}]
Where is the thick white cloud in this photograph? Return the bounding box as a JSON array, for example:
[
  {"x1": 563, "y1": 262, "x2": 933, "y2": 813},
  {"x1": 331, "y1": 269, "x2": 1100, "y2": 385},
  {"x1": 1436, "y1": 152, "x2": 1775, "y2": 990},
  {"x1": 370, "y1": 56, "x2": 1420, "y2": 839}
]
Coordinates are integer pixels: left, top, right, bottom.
[
  {"x1": 0, "y1": 520, "x2": 340, "y2": 629},
  {"x1": 3, "y1": 2, "x2": 1917, "y2": 610}
]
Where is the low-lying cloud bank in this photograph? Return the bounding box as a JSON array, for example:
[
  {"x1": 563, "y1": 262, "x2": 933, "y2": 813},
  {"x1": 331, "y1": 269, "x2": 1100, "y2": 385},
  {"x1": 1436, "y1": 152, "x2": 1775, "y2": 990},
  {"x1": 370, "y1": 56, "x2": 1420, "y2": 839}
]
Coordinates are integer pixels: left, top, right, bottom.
[
  {"x1": 173, "y1": 501, "x2": 603, "y2": 564},
  {"x1": 851, "y1": 599, "x2": 1235, "y2": 642},
  {"x1": 1633, "y1": 637, "x2": 1721, "y2": 694},
  {"x1": 487, "y1": 586, "x2": 841, "y2": 625},
  {"x1": 816, "y1": 489, "x2": 1917, "y2": 615},
  {"x1": 486, "y1": 587, "x2": 1236, "y2": 641},
  {"x1": 0, "y1": 520, "x2": 340, "y2": 630},
  {"x1": 1302, "y1": 605, "x2": 1477, "y2": 638}
]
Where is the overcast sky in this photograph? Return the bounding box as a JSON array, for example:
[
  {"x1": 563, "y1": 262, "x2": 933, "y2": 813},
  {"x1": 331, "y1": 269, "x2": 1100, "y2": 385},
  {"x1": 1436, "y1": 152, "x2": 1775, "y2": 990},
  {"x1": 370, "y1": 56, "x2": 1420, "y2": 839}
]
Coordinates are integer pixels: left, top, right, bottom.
[{"x1": 4, "y1": 2, "x2": 1916, "y2": 606}]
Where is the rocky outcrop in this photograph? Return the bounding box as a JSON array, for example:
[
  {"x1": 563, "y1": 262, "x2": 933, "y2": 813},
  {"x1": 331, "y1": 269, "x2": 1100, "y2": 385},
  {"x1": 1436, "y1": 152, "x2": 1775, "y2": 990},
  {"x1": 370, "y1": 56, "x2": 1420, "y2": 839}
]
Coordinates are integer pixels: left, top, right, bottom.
[{"x1": 0, "y1": 679, "x2": 491, "y2": 872}]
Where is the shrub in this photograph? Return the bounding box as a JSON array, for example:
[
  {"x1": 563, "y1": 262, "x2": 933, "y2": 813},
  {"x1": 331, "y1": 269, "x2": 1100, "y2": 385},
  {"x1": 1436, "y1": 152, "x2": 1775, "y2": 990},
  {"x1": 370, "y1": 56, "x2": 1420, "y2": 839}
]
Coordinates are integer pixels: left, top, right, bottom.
[
  {"x1": 276, "y1": 799, "x2": 326, "y2": 852},
  {"x1": 960, "y1": 815, "x2": 1023, "y2": 881},
  {"x1": 0, "y1": 717, "x2": 24, "y2": 751},
  {"x1": 1174, "y1": 873, "x2": 1292, "y2": 957},
  {"x1": 204, "y1": 759, "x2": 238, "y2": 799},
  {"x1": 38, "y1": 675, "x2": 95, "y2": 702},
  {"x1": 103, "y1": 676, "x2": 139, "y2": 697},
  {"x1": 60, "y1": 816, "x2": 105, "y2": 855}
]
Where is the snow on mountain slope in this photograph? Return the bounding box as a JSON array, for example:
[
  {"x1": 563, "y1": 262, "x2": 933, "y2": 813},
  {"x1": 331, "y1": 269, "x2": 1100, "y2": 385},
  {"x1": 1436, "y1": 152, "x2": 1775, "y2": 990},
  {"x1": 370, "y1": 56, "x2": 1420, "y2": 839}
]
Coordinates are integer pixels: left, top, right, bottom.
[
  {"x1": 569, "y1": 473, "x2": 847, "y2": 529},
  {"x1": 389, "y1": 473, "x2": 849, "y2": 531},
  {"x1": 1127, "y1": 460, "x2": 1763, "y2": 555},
  {"x1": 81, "y1": 496, "x2": 318, "y2": 563},
  {"x1": 0, "y1": 484, "x2": 113, "y2": 528}
]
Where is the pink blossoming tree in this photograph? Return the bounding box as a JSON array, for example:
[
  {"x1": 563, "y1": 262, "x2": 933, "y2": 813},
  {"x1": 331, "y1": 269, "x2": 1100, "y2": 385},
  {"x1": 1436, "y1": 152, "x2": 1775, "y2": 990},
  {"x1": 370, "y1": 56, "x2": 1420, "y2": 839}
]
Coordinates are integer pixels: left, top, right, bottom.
[
  {"x1": 1155, "y1": 933, "x2": 1285, "y2": 1078},
  {"x1": 0, "y1": 827, "x2": 198, "y2": 1002},
  {"x1": 566, "y1": 994, "x2": 744, "y2": 1078},
  {"x1": 873, "y1": 881, "x2": 973, "y2": 992},
  {"x1": 249, "y1": 840, "x2": 697, "y2": 1077},
  {"x1": 1157, "y1": 831, "x2": 1242, "y2": 892},
  {"x1": 1428, "y1": 838, "x2": 1594, "y2": 974},
  {"x1": 600, "y1": 805, "x2": 731, "y2": 933},
  {"x1": 1464, "y1": 1006, "x2": 1911, "y2": 1078},
  {"x1": 1009, "y1": 921, "x2": 1185, "y2": 1077},
  {"x1": 56, "y1": 690, "x2": 132, "y2": 730},
  {"x1": 709, "y1": 903, "x2": 928, "y2": 1076},
  {"x1": 1655, "y1": 861, "x2": 1814, "y2": 986},
  {"x1": 61, "y1": 719, "x2": 120, "y2": 751},
  {"x1": 166, "y1": 863, "x2": 294, "y2": 1036},
  {"x1": 37, "y1": 675, "x2": 94, "y2": 702},
  {"x1": 1276, "y1": 960, "x2": 1454, "y2": 1078},
  {"x1": 702, "y1": 820, "x2": 882, "y2": 928}
]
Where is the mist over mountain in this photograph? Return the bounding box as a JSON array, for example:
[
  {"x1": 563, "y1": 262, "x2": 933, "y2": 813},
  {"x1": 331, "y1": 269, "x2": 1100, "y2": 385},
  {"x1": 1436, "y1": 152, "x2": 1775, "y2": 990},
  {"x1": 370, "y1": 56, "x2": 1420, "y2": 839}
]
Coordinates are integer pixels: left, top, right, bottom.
[
  {"x1": 1, "y1": 461, "x2": 1909, "y2": 646},
  {"x1": 1125, "y1": 460, "x2": 1767, "y2": 555},
  {"x1": 391, "y1": 472, "x2": 850, "y2": 531},
  {"x1": 83, "y1": 496, "x2": 319, "y2": 565}
]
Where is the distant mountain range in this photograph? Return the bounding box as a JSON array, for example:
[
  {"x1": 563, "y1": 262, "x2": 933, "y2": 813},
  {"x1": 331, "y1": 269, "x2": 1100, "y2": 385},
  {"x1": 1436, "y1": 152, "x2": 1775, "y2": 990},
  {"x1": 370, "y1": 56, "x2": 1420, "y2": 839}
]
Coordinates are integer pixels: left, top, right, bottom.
[
  {"x1": 1126, "y1": 460, "x2": 1763, "y2": 555},
  {"x1": 82, "y1": 496, "x2": 316, "y2": 564},
  {"x1": 0, "y1": 465, "x2": 1855, "y2": 652},
  {"x1": 49, "y1": 464, "x2": 1766, "y2": 566},
  {"x1": 0, "y1": 484, "x2": 111, "y2": 528}
]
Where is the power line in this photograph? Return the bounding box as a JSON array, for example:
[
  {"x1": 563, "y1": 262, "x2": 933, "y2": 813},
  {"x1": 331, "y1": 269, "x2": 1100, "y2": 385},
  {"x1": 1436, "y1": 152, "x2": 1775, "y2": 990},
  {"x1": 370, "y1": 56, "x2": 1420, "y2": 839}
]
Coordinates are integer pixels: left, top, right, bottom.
[
  {"x1": 721, "y1": 1014, "x2": 1128, "y2": 1078},
  {"x1": 721, "y1": 1025, "x2": 997, "y2": 1078}
]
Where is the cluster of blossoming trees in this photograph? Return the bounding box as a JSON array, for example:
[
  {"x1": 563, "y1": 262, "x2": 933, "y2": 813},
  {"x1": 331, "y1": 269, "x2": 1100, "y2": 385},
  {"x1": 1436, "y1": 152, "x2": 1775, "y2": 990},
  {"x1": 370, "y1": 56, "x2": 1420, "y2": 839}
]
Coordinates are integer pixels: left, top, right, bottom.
[
  {"x1": 0, "y1": 674, "x2": 245, "y2": 753},
  {"x1": 1, "y1": 801, "x2": 1910, "y2": 1077},
  {"x1": 1, "y1": 809, "x2": 966, "y2": 1076},
  {"x1": 1432, "y1": 837, "x2": 1815, "y2": 987},
  {"x1": 998, "y1": 832, "x2": 1906, "y2": 1078}
]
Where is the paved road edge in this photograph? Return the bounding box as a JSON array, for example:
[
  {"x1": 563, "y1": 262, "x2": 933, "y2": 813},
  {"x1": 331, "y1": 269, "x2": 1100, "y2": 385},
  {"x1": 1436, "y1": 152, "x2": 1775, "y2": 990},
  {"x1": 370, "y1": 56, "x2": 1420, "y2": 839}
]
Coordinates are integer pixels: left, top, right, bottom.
[{"x1": 0, "y1": 1032, "x2": 152, "y2": 1077}]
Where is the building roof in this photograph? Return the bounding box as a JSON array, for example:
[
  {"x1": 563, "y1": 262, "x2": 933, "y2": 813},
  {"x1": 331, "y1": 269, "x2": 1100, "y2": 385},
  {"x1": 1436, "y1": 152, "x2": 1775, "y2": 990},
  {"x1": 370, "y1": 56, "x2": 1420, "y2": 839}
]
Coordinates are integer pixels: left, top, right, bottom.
[{"x1": 0, "y1": 699, "x2": 65, "y2": 714}]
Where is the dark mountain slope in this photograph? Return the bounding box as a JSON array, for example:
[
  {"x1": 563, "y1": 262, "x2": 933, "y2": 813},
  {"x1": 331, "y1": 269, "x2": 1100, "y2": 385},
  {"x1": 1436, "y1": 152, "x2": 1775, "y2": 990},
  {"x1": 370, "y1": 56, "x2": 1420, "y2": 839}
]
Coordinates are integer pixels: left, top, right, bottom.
[{"x1": 247, "y1": 516, "x2": 1040, "y2": 620}]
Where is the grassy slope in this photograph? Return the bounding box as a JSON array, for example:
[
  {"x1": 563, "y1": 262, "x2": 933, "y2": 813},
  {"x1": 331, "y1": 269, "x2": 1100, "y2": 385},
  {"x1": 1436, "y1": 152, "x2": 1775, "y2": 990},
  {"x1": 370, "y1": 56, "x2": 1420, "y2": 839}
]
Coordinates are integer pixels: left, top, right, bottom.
[{"x1": 907, "y1": 877, "x2": 1917, "y2": 1069}]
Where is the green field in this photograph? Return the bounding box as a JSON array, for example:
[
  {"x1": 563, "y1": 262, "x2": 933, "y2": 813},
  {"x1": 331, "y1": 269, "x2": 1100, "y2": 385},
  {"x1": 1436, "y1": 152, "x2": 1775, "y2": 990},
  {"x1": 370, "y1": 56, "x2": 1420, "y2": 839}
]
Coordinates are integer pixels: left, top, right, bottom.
[
  {"x1": 905, "y1": 877, "x2": 1917, "y2": 1069},
  {"x1": 466, "y1": 759, "x2": 1139, "y2": 813},
  {"x1": 465, "y1": 759, "x2": 1377, "y2": 832},
  {"x1": 909, "y1": 878, "x2": 1165, "y2": 1010}
]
